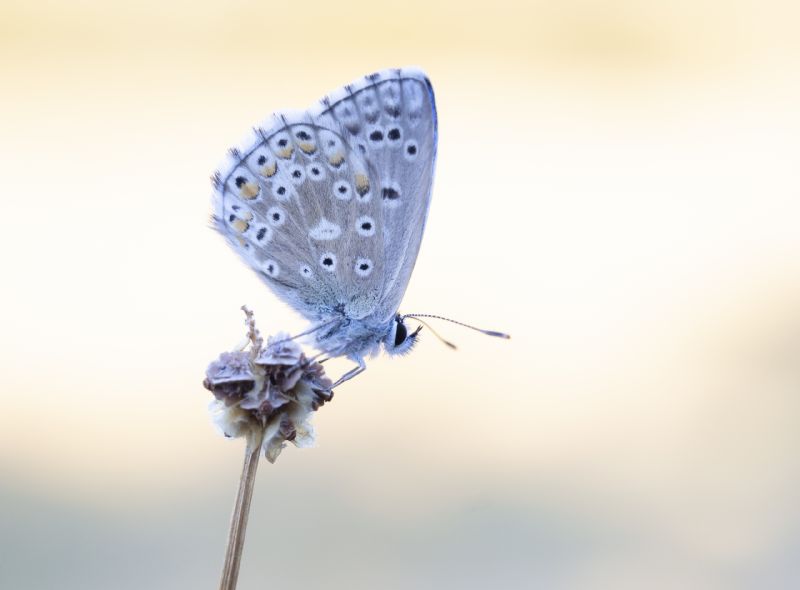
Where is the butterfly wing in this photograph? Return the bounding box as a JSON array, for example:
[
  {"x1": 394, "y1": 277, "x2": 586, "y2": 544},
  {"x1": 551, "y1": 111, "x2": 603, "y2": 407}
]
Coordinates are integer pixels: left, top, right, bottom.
[
  {"x1": 323, "y1": 69, "x2": 438, "y2": 325},
  {"x1": 211, "y1": 68, "x2": 437, "y2": 327}
]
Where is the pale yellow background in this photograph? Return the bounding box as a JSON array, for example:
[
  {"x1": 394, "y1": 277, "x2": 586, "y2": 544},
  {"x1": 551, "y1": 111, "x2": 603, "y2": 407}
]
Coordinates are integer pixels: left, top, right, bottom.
[{"x1": 2, "y1": 1, "x2": 800, "y2": 588}]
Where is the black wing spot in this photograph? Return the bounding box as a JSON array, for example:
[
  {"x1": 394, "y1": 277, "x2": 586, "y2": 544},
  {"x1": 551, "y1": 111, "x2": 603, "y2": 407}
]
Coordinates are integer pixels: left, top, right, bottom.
[
  {"x1": 235, "y1": 176, "x2": 247, "y2": 188},
  {"x1": 369, "y1": 130, "x2": 383, "y2": 142},
  {"x1": 382, "y1": 187, "x2": 400, "y2": 200},
  {"x1": 257, "y1": 155, "x2": 267, "y2": 165}
]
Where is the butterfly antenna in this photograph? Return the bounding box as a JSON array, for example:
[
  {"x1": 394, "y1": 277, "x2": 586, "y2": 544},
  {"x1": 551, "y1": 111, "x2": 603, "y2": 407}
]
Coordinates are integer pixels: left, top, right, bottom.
[
  {"x1": 402, "y1": 314, "x2": 511, "y2": 340},
  {"x1": 408, "y1": 317, "x2": 457, "y2": 350}
]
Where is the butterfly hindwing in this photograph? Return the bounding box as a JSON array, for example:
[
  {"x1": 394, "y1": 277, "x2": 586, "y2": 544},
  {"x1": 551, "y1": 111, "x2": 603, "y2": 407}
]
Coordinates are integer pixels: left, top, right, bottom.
[
  {"x1": 213, "y1": 116, "x2": 386, "y2": 320},
  {"x1": 212, "y1": 68, "x2": 437, "y2": 326}
]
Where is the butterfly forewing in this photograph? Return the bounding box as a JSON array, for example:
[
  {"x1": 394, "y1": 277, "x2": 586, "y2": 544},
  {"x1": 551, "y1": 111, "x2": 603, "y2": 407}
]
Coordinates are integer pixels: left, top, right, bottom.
[
  {"x1": 323, "y1": 70, "x2": 437, "y2": 323},
  {"x1": 212, "y1": 68, "x2": 437, "y2": 328}
]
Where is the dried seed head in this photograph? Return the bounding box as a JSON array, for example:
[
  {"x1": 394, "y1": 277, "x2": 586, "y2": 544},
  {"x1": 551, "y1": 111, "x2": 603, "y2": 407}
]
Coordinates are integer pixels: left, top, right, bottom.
[
  {"x1": 204, "y1": 351, "x2": 256, "y2": 405},
  {"x1": 204, "y1": 308, "x2": 335, "y2": 463}
]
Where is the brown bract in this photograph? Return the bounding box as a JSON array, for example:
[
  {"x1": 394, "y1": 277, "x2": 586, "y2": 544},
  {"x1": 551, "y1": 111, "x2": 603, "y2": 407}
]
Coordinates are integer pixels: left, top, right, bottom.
[{"x1": 204, "y1": 307, "x2": 334, "y2": 463}]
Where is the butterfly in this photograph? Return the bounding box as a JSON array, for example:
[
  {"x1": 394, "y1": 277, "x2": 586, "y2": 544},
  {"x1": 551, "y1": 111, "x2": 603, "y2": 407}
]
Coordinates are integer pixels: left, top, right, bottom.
[{"x1": 212, "y1": 67, "x2": 506, "y2": 387}]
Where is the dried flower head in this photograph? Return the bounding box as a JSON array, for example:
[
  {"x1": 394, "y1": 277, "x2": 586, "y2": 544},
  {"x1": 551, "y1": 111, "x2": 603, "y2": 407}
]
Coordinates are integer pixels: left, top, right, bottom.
[{"x1": 204, "y1": 307, "x2": 333, "y2": 463}]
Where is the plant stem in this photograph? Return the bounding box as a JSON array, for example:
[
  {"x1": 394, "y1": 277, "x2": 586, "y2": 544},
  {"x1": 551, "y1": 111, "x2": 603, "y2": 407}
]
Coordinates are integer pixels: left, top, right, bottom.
[{"x1": 219, "y1": 426, "x2": 265, "y2": 590}]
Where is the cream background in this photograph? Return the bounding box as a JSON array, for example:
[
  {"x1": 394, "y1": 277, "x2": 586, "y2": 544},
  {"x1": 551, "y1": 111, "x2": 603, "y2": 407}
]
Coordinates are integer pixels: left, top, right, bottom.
[{"x1": 1, "y1": 1, "x2": 799, "y2": 588}]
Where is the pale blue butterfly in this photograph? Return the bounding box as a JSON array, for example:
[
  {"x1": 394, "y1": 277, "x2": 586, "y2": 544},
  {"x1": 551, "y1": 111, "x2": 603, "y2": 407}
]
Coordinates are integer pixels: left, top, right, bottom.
[{"x1": 212, "y1": 68, "x2": 507, "y2": 387}]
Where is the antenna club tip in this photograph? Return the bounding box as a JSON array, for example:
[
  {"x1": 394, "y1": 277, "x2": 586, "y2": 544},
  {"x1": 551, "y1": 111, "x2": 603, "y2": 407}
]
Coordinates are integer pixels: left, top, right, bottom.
[{"x1": 486, "y1": 331, "x2": 511, "y2": 339}]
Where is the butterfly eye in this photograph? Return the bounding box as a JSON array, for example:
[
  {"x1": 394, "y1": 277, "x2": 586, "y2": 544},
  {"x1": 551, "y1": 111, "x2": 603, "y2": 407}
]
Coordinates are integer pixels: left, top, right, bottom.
[
  {"x1": 394, "y1": 320, "x2": 408, "y2": 347},
  {"x1": 386, "y1": 316, "x2": 420, "y2": 356}
]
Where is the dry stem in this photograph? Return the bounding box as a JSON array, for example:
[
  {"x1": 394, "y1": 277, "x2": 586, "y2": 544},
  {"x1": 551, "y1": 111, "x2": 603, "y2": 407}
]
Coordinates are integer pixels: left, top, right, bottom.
[{"x1": 218, "y1": 426, "x2": 265, "y2": 590}]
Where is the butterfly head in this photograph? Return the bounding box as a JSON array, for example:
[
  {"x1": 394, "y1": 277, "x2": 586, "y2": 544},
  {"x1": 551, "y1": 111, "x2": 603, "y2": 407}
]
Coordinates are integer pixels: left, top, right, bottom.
[{"x1": 384, "y1": 314, "x2": 421, "y2": 356}]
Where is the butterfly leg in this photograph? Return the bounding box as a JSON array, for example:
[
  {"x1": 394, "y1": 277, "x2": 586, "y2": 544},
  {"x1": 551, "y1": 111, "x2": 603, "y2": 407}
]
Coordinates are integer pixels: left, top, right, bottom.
[{"x1": 331, "y1": 356, "x2": 366, "y2": 389}]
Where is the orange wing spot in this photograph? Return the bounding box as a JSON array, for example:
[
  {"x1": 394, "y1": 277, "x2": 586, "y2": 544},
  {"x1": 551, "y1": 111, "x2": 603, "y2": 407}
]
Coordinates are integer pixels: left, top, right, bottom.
[
  {"x1": 276, "y1": 146, "x2": 294, "y2": 159},
  {"x1": 298, "y1": 141, "x2": 317, "y2": 154},
  {"x1": 328, "y1": 152, "x2": 345, "y2": 167},
  {"x1": 354, "y1": 173, "x2": 370, "y2": 195},
  {"x1": 232, "y1": 219, "x2": 250, "y2": 233},
  {"x1": 240, "y1": 182, "x2": 260, "y2": 200},
  {"x1": 261, "y1": 162, "x2": 277, "y2": 177}
]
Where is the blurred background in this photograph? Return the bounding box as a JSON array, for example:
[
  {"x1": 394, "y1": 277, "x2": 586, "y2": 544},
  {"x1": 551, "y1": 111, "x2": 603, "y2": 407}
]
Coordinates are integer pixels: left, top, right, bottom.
[{"x1": 2, "y1": 1, "x2": 799, "y2": 588}]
